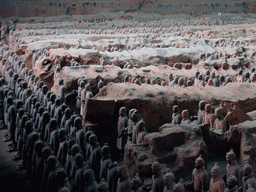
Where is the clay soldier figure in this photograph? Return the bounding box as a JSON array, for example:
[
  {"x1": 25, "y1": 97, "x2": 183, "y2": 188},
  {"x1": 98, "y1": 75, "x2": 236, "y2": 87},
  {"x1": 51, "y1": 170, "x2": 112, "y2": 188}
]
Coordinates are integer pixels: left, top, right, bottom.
[
  {"x1": 29, "y1": 97, "x2": 38, "y2": 118},
  {"x1": 226, "y1": 149, "x2": 241, "y2": 186},
  {"x1": 35, "y1": 106, "x2": 44, "y2": 129},
  {"x1": 224, "y1": 174, "x2": 238, "y2": 192},
  {"x1": 172, "y1": 105, "x2": 182, "y2": 124},
  {"x1": 173, "y1": 179, "x2": 185, "y2": 192},
  {"x1": 131, "y1": 110, "x2": 139, "y2": 144},
  {"x1": 76, "y1": 80, "x2": 85, "y2": 108},
  {"x1": 151, "y1": 159, "x2": 165, "y2": 192},
  {"x1": 242, "y1": 162, "x2": 256, "y2": 192},
  {"x1": 202, "y1": 104, "x2": 215, "y2": 129},
  {"x1": 117, "y1": 165, "x2": 132, "y2": 192},
  {"x1": 54, "y1": 66, "x2": 61, "y2": 83},
  {"x1": 209, "y1": 162, "x2": 226, "y2": 192},
  {"x1": 98, "y1": 78, "x2": 104, "y2": 90},
  {"x1": 24, "y1": 90, "x2": 33, "y2": 112},
  {"x1": 32, "y1": 140, "x2": 44, "y2": 176},
  {"x1": 84, "y1": 168, "x2": 99, "y2": 192},
  {"x1": 198, "y1": 101, "x2": 206, "y2": 124},
  {"x1": 237, "y1": 70, "x2": 244, "y2": 82},
  {"x1": 61, "y1": 108, "x2": 72, "y2": 129},
  {"x1": 107, "y1": 161, "x2": 119, "y2": 192},
  {"x1": 187, "y1": 80, "x2": 193, "y2": 87},
  {"x1": 48, "y1": 118, "x2": 60, "y2": 155},
  {"x1": 194, "y1": 71, "x2": 200, "y2": 86},
  {"x1": 213, "y1": 107, "x2": 226, "y2": 134},
  {"x1": 75, "y1": 117, "x2": 86, "y2": 155},
  {"x1": 65, "y1": 114, "x2": 76, "y2": 138},
  {"x1": 32, "y1": 102, "x2": 40, "y2": 123},
  {"x1": 48, "y1": 93, "x2": 56, "y2": 116},
  {"x1": 89, "y1": 134, "x2": 102, "y2": 182},
  {"x1": 98, "y1": 179, "x2": 109, "y2": 192},
  {"x1": 177, "y1": 78, "x2": 185, "y2": 87},
  {"x1": 50, "y1": 94, "x2": 57, "y2": 117},
  {"x1": 246, "y1": 185, "x2": 256, "y2": 192},
  {"x1": 15, "y1": 106, "x2": 24, "y2": 145},
  {"x1": 69, "y1": 144, "x2": 82, "y2": 185},
  {"x1": 41, "y1": 85, "x2": 48, "y2": 106},
  {"x1": 99, "y1": 143, "x2": 112, "y2": 180},
  {"x1": 65, "y1": 139, "x2": 77, "y2": 176},
  {"x1": 117, "y1": 107, "x2": 128, "y2": 160},
  {"x1": 57, "y1": 168, "x2": 71, "y2": 192},
  {"x1": 131, "y1": 173, "x2": 142, "y2": 192},
  {"x1": 206, "y1": 79, "x2": 214, "y2": 87},
  {"x1": 170, "y1": 76, "x2": 179, "y2": 87},
  {"x1": 38, "y1": 111, "x2": 50, "y2": 140},
  {"x1": 59, "y1": 79, "x2": 66, "y2": 103},
  {"x1": 197, "y1": 74, "x2": 205, "y2": 87},
  {"x1": 168, "y1": 73, "x2": 173, "y2": 87},
  {"x1": 25, "y1": 131, "x2": 40, "y2": 177},
  {"x1": 14, "y1": 114, "x2": 28, "y2": 161},
  {"x1": 136, "y1": 119, "x2": 147, "y2": 144},
  {"x1": 45, "y1": 91, "x2": 52, "y2": 109},
  {"x1": 11, "y1": 73, "x2": 19, "y2": 91},
  {"x1": 32, "y1": 140, "x2": 44, "y2": 184},
  {"x1": 211, "y1": 71, "x2": 219, "y2": 87},
  {"x1": 81, "y1": 84, "x2": 93, "y2": 116},
  {"x1": 127, "y1": 109, "x2": 136, "y2": 144},
  {"x1": 164, "y1": 170, "x2": 175, "y2": 192},
  {"x1": 7, "y1": 97, "x2": 17, "y2": 151},
  {"x1": 70, "y1": 115, "x2": 78, "y2": 140},
  {"x1": 32, "y1": 50, "x2": 38, "y2": 68},
  {"x1": 46, "y1": 155, "x2": 59, "y2": 192},
  {"x1": 181, "y1": 110, "x2": 191, "y2": 125},
  {"x1": 38, "y1": 146, "x2": 52, "y2": 188},
  {"x1": 53, "y1": 98, "x2": 63, "y2": 125},
  {"x1": 192, "y1": 155, "x2": 208, "y2": 192},
  {"x1": 219, "y1": 75, "x2": 226, "y2": 87},
  {"x1": 57, "y1": 128, "x2": 68, "y2": 167},
  {"x1": 17, "y1": 120, "x2": 34, "y2": 171},
  {"x1": 250, "y1": 75, "x2": 256, "y2": 83},
  {"x1": 0, "y1": 79, "x2": 4, "y2": 110},
  {"x1": 244, "y1": 72, "x2": 251, "y2": 83},
  {"x1": 74, "y1": 153, "x2": 87, "y2": 192}
]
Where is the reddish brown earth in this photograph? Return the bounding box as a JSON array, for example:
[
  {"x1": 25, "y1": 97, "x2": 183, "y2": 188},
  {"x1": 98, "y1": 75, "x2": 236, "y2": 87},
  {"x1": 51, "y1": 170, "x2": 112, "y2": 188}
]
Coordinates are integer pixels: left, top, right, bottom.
[{"x1": 6, "y1": 10, "x2": 256, "y2": 185}]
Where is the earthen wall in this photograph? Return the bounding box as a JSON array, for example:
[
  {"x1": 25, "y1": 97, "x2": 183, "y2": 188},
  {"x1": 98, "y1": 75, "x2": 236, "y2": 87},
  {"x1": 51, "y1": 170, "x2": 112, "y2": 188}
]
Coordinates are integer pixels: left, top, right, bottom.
[{"x1": 1, "y1": 0, "x2": 256, "y2": 18}]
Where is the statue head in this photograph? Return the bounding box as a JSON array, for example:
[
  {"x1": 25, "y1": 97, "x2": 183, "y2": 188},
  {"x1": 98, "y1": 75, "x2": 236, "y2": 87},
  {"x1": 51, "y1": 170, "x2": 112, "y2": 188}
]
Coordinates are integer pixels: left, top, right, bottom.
[
  {"x1": 195, "y1": 155, "x2": 205, "y2": 170},
  {"x1": 205, "y1": 104, "x2": 212, "y2": 113},
  {"x1": 199, "y1": 101, "x2": 206, "y2": 110},
  {"x1": 74, "y1": 117, "x2": 82, "y2": 130},
  {"x1": 42, "y1": 146, "x2": 52, "y2": 158},
  {"x1": 131, "y1": 173, "x2": 141, "y2": 190},
  {"x1": 164, "y1": 170, "x2": 175, "y2": 188},
  {"x1": 119, "y1": 107, "x2": 126, "y2": 116},
  {"x1": 71, "y1": 144, "x2": 81, "y2": 156},
  {"x1": 226, "y1": 173, "x2": 238, "y2": 189},
  {"x1": 102, "y1": 143, "x2": 110, "y2": 157},
  {"x1": 243, "y1": 161, "x2": 253, "y2": 177},
  {"x1": 152, "y1": 159, "x2": 161, "y2": 175},
  {"x1": 173, "y1": 179, "x2": 185, "y2": 192},
  {"x1": 89, "y1": 134, "x2": 97, "y2": 146},
  {"x1": 75, "y1": 153, "x2": 84, "y2": 167},
  {"x1": 118, "y1": 165, "x2": 128, "y2": 179},
  {"x1": 173, "y1": 105, "x2": 180, "y2": 113},
  {"x1": 211, "y1": 162, "x2": 221, "y2": 179},
  {"x1": 226, "y1": 149, "x2": 236, "y2": 164},
  {"x1": 214, "y1": 107, "x2": 223, "y2": 118},
  {"x1": 181, "y1": 109, "x2": 189, "y2": 120},
  {"x1": 47, "y1": 155, "x2": 58, "y2": 169}
]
